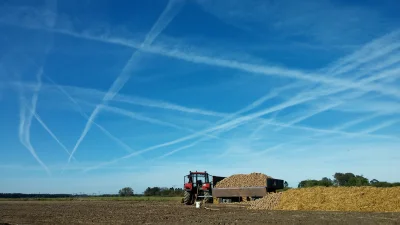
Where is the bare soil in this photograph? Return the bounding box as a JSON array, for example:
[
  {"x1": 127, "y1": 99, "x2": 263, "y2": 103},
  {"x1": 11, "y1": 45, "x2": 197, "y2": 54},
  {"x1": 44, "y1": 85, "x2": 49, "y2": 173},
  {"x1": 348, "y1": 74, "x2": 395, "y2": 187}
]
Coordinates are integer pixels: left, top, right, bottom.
[{"x1": 1, "y1": 200, "x2": 399, "y2": 225}]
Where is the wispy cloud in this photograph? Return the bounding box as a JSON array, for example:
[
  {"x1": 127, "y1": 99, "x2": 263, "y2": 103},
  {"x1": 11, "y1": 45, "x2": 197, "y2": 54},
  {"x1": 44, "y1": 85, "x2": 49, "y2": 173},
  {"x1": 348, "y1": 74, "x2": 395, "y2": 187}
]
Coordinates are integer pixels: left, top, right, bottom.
[
  {"x1": 10, "y1": 81, "x2": 227, "y2": 118},
  {"x1": 270, "y1": 34, "x2": 400, "y2": 131},
  {"x1": 291, "y1": 118, "x2": 400, "y2": 154},
  {"x1": 30, "y1": 109, "x2": 75, "y2": 160},
  {"x1": 5, "y1": 9, "x2": 399, "y2": 99},
  {"x1": 356, "y1": 119, "x2": 400, "y2": 135},
  {"x1": 196, "y1": 0, "x2": 398, "y2": 50},
  {"x1": 17, "y1": 67, "x2": 51, "y2": 175},
  {"x1": 274, "y1": 100, "x2": 342, "y2": 131},
  {"x1": 83, "y1": 87, "x2": 399, "y2": 172},
  {"x1": 246, "y1": 33, "x2": 400, "y2": 155},
  {"x1": 156, "y1": 82, "x2": 300, "y2": 158},
  {"x1": 68, "y1": 0, "x2": 185, "y2": 164},
  {"x1": 324, "y1": 30, "x2": 400, "y2": 75},
  {"x1": 86, "y1": 102, "x2": 221, "y2": 140},
  {"x1": 45, "y1": 76, "x2": 139, "y2": 155},
  {"x1": 2, "y1": 4, "x2": 399, "y2": 175}
]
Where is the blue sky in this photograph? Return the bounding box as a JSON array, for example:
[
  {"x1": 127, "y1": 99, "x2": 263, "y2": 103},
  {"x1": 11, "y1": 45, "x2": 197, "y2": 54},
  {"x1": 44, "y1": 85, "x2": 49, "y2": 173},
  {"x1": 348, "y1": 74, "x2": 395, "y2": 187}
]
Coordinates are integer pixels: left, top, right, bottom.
[{"x1": 0, "y1": 0, "x2": 399, "y2": 194}]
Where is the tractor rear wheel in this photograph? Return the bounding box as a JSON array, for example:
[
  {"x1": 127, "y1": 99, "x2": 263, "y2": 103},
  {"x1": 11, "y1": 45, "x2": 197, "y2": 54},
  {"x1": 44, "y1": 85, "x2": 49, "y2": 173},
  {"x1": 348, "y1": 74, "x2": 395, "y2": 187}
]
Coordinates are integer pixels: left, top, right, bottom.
[
  {"x1": 184, "y1": 191, "x2": 192, "y2": 205},
  {"x1": 204, "y1": 191, "x2": 212, "y2": 203}
]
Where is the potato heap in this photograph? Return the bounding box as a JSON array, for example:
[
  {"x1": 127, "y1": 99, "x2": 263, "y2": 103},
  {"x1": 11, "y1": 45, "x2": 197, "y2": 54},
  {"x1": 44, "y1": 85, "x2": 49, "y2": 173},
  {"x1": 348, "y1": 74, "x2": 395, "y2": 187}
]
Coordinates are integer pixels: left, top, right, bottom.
[
  {"x1": 215, "y1": 173, "x2": 270, "y2": 188},
  {"x1": 248, "y1": 193, "x2": 282, "y2": 210}
]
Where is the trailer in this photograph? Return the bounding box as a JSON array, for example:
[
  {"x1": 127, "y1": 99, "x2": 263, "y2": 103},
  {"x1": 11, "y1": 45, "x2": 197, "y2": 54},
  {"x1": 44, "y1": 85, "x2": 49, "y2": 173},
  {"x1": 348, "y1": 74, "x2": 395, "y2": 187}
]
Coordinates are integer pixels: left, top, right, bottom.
[{"x1": 212, "y1": 178, "x2": 284, "y2": 203}]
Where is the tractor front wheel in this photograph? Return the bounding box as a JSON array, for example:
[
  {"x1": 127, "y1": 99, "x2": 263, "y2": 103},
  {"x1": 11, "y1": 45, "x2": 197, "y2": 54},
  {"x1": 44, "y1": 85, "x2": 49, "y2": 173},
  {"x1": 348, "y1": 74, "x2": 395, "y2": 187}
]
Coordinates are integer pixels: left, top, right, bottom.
[
  {"x1": 204, "y1": 191, "x2": 212, "y2": 203},
  {"x1": 184, "y1": 191, "x2": 192, "y2": 205}
]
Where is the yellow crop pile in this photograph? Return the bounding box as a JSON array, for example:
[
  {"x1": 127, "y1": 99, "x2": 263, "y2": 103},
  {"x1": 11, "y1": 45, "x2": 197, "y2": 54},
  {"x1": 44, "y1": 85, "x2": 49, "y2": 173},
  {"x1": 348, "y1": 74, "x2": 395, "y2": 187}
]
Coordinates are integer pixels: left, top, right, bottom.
[
  {"x1": 275, "y1": 186, "x2": 400, "y2": 212},
  {"x1": 215, "y1": 173, "x2": 270, "y2": 188}
]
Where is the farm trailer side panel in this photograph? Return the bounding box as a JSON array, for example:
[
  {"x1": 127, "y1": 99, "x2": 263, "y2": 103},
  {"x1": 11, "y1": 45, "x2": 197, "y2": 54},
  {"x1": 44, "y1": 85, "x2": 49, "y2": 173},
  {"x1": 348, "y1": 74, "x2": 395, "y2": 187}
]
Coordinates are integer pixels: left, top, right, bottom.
[{"x1": 212, "y1": 178, "x2": 284, "y2": 202}]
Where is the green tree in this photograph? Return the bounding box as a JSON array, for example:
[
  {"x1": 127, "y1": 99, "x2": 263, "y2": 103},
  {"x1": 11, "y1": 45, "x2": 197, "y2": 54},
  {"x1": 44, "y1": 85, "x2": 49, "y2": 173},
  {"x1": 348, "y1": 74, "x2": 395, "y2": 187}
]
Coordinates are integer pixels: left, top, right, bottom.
[
  {"x1": 333, "y1": 172, "x2": 355, "y2": 186},
  {"x1": 320, "y1": 177, "x2": 334, "y2": 187},
  {"x1": 347, "y1": 175, "x2": 369, "y2": 186},
  {"x1": 298, "y1": 179, "x2": 321, "y2": 188},
  {"x1": 119, "y1": 187, "x2": 134, "y2": 196}
]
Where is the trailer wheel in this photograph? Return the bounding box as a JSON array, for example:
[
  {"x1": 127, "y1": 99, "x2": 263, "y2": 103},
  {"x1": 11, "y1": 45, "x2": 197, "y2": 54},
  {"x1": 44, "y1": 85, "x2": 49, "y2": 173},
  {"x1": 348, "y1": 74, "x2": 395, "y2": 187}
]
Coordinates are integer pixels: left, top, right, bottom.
[
  {"x1": 184, "y1": 191, "x2": 192, "y2": 205},
  {"x1": 204, "y1": 191, "x2": 212, "y2": 203}
]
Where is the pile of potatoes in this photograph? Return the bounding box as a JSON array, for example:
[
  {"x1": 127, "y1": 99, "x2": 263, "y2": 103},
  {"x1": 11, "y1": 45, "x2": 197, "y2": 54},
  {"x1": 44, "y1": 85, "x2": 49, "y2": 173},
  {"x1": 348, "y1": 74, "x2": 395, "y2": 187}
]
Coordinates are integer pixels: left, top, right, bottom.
[
  {"x1": 248, "y1": 193, "x2": 282, "y2": 210},
  {"x1": 215, "y1": 172, "x2": 270, "y2": 188}
]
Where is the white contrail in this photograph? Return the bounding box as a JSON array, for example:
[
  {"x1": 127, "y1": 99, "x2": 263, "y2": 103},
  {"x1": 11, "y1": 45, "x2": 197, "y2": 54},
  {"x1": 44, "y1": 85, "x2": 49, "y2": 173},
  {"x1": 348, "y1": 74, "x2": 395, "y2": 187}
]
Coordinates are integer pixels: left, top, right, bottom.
[
  {"x1": 218, "y1": 65, "x2": 400, "y2": 135},
  {"x1": 114, "y1": 94, "x2": 226, "y2": 117},
  {"x1": 252, "y1": 112, "x2": 386, "y2": 157},
  {"x1": 45, "y1": 76, "x2": 139, "y2": 154},
  {"x1": 83, "y1": 113, "x2": 399, "y2": 172},
  {"x1": 262, "y1": 34, "x2": 400, "y2": 131},
  {"x1": 272, "y1": 65, "x2": 400, "y2": 131},
  {"x1": 273, "y1": 65, "x2": 397, "y2": 131},
  {"x1": 16, "y1": 67, "x2": 51, "y2": 175},
  {"x1": 158, "y1": 141, "x2": 199, "y2": 159},
  {"x1": 12, "y1": 80, "x2": 228, "y2": 117},
  {"x1": 322, "y1": 30, "x2": 400, "y2": 75},
  {"x1": 6, "y1": 7, "x2": 400, "y2": 160},
  {"x1": 357, "y1": 119, "x2": 400, "y2": 135},
  {"x1": 97, "y1": 103, "x2": 221, "y2": 139},
  {"x1": 290, "y1": 117, "x2": 400, "y2": 154},
  {"x1": 68, "y1": 0, "x2": 185, "y2": 163},
  {"x1": 249, "y1": 119, "x2": 273, "y2": 140},
  {"x1": 29, "y1": 79, "x2": 355, "y2": 142},
  {"x1": 155, "y1": 83, "x2": 302, "y2": 158},
  {"x1": 253, "y1": 57, "x2": 399, "y2": 153},
  {"x1": 30, "y1": 109, "x2": 76, "y2": 159},
  {"x1": 83, "y1": 81, "x2": 400, "y2": 172},
  {"x1": 7, "y1": 12, "x2": 400, "y2": 99},
  {"x1": 333, "y1": 113, "x2": 383, "y2": 131},
  {"x1": 43, "y1": 82, "x2": 226, "y2": 117},
  {"x1": 23, "y1": 68, "x2": 43, "y2": 147},
  {"x1": 83, "y1": 31, "x2": 398, "y2": 169},
  {"x1": 274, "y1": 100, "x2": 343, "y2": 131},
  {"x1": 140, "y1": 42, "x2": 400, "y2": 99},
  {"x1": 16, "y1": 0, "x2": 57, "y2": 174},
  {"x1": 11, "y1": 64, "x2": 400, "y2": 140},
  {"x1": 55, "y1": 27, "x2": 400, "y2": 98}
]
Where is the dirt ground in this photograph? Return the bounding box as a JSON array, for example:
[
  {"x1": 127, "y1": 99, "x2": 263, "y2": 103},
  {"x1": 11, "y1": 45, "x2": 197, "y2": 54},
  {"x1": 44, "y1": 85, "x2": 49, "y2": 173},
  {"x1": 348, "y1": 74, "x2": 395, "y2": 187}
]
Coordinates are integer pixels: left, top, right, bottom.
[{"x1": 1, "y1": 200, "x2": 399, "y2": 225}]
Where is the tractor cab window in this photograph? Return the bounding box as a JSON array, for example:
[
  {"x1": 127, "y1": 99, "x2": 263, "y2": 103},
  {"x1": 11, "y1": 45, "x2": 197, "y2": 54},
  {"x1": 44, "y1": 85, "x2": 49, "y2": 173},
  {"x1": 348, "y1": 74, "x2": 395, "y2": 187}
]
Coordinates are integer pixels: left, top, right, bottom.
[{"x1": 185, "y1": 175, "x2": 193, "y2": 183}]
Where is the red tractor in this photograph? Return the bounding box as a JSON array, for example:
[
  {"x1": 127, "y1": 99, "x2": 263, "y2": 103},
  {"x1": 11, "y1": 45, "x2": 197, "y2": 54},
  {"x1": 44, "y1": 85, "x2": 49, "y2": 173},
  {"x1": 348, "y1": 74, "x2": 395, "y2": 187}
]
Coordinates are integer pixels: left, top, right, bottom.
[{"x1": 183, "y1": 171, "x2": 225, "y2": 205}]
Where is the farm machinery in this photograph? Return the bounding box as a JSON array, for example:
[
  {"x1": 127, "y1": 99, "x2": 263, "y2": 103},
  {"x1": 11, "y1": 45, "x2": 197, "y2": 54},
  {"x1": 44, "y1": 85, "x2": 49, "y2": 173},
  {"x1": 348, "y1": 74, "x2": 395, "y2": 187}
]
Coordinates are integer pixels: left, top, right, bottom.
[
  {"x1": 183, "y1": 171, "x2": 225, "y2": 205},
  {"x1": 183, "y1": 171, "x2": 284, "y2": 205}
]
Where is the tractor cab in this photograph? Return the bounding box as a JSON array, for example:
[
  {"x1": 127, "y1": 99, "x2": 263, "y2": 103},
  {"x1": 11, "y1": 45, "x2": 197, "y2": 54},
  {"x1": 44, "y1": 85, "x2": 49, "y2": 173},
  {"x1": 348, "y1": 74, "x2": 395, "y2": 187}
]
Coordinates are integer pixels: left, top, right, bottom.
[
  {"x1": 183, "y1": 171, "x2": 212, "y2": 205},
  {"x1": 184, "y1": 171, "x2": 211, "y2": 192}
]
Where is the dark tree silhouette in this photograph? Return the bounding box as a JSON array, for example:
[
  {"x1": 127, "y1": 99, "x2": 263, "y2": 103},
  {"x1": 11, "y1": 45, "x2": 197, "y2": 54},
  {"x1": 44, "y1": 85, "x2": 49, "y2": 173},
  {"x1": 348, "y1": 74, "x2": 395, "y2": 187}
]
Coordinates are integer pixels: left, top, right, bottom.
[{"x1": 119, "y1": 187, "x2": 134, "y2": 196}]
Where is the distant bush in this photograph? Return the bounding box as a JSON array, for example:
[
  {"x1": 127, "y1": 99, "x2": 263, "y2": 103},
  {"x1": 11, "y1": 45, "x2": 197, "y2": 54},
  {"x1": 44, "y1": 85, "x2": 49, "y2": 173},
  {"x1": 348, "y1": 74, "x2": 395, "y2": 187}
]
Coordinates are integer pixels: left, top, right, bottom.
[{"x1": 118, "y1": 187, "x2": 134, "y2": 197}]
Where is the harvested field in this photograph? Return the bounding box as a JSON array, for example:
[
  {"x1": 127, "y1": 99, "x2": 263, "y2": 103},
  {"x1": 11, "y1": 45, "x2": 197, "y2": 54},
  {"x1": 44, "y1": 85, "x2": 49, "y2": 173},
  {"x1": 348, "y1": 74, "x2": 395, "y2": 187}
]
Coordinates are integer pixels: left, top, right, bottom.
[
  {"x1": 215, "y1": 172, "x2": 270, "y2": 188},
  {"x1": 276, "y1": 186, "x2": 400, "y2": 212},
  {"x1": 1, "y1": 200, "x2": 400, "y2": 225}
]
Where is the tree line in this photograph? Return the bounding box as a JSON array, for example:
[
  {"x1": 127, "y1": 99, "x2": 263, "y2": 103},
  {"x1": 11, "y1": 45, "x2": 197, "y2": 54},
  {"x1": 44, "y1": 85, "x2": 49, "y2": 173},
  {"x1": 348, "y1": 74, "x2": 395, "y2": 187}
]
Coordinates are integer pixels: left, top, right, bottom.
[
  {"x1": 143, "y1": 187, "x2": 184, "y2": 197},
  {"x1": 298, "y1": 172, "x2": 400, "y2": 188},
  {"x1": 118, "y1": 186, "x2": 184, "y2": 197}
]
